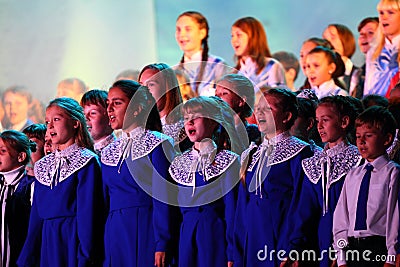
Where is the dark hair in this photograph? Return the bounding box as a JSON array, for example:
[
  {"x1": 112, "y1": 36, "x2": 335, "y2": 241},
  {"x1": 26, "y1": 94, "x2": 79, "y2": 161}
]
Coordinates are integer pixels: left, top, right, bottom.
[
  {"x1": 217, "y1": 74, "x2": 255, "y2": 119},
  {"x1": 177, "y1": 11, "x2": 209, "y2": 94},
  {"x1": 303, "y1": 37, "x2": 334, "y2": 50},
  {"x1": 389, "y1": 100, "x2": 400, "y2": 127},
  {"x1": 295, "y1": 97, "x2": 321, "y2": 144},
  {"x1": 328, "y1": 24, "x2": 356, "y2": 58},
  {"x1": 0, "y1": 130, "x2": 35, "y2": 166},
  {"x1": 356, "y1": 106, "x2": 397, "y2": 138},
  {"x1": 110, "y1": 80, "x2": 162, "y2": 132},
  {"x1": 47, "y1": 97, "x2": 94, "y2": 151},
  {"x1": 264, "y1": 88, "x2": 298, "y2": 130},
  {"x1": 138, "y1": 63, "x2": 183, "y2": 124},
  {"x1": 23, "y1": 123, "x2": 46, "y2": 141},
  {"x1": 307, "y1": 46, "x2": 346, "y2": 89},
  {"x1": 232, "y1": 17, "x2": 271, "y2": 74},
  {"x1": 362, "y1": 94, "x2": 389, "y2": 109},
  {"x1": 346, "y1": 96, "x2": 364, "y2": 115},
  {"x1": 358, "y1": 17, "x2": 379, "y2": 32},
  {"x1": 300, "y1": 38, "x2": 334, "y2": 90},
  {"x1": 318, "y1": 96, "x2": 358, "y2": 135},
  {"x1": 80, "y1": 89, "x2": 108, "y2": 109},
  {"x1": 272, "y1": 51, "x2": 300, "y2": 80}
]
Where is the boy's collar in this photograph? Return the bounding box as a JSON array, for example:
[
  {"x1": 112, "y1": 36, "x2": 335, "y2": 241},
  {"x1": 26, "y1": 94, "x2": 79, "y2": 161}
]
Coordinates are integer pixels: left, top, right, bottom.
[{"x1": 364, "y1": 153, "x2": 390, "y2": 170}]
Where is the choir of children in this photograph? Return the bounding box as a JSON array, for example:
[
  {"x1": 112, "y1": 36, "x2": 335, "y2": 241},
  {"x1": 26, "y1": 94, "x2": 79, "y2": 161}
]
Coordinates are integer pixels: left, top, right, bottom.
[{"x1": 2, "y1": 4, "x2": 400, "y2": 267}]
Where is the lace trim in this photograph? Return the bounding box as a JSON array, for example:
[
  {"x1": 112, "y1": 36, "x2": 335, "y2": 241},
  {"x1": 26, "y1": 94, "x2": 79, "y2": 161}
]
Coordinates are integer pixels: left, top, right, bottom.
[
  {"x1": 34, "y1": 144, "x2": 96, "y2": 187},
  {"x1": 246, "y1": 135, "x2": 308, "y2": 171},
  {"x1": 162, "y1": 120, "x2": 187, "y2": 143},
  {"x1": 101, "y1": 129, "x2": 173, "y2": 166},
  {"x1": 94, "y1": 134, "x2": 116, "y2": 152},
  {"x1": 169, "y1": 149, "x2": 238, "y2": 186},
  {"x1": 302, "y1": 143, "x2": 361, "y2": 186}
]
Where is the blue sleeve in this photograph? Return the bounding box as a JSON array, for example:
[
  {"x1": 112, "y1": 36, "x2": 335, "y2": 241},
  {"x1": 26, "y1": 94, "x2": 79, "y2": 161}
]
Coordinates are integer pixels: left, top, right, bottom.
[
  {"x1": 222, "y1": 159, "x2": 240, "y2": 262},
  {"x1": 76, "y1": 157, "x2": 105, "y2": 267},
  {"x1": 288, "y1": 177, "x2": 321, "y2": 253},
  {"x1": 17, "y1": 182, "x2": 43, "y2": 267},
  {"x1": 281, "y1": 147, "x2": 313, "y2": 252},
  {"x1": 233, "y1": 174, "x2": 249, "y2": 266},
  {"x1": 150, "y1": 141, "x2": 175, "y2": 252}
]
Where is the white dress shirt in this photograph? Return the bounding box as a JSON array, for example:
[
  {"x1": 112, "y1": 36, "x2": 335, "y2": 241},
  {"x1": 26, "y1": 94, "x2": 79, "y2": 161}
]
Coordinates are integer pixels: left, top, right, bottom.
[
  {"x1": 333, "y1": 154, "x2": 400, "y2": 265},
  {"x1": 312, "y1": 79, "x2": 349, "y2": 99}
]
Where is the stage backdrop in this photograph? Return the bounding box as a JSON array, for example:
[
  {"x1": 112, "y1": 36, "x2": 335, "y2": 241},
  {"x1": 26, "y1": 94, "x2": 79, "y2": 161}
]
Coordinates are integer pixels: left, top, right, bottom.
[{"x1": 0, "y1": 0, "x2": 377, "y2": 103}]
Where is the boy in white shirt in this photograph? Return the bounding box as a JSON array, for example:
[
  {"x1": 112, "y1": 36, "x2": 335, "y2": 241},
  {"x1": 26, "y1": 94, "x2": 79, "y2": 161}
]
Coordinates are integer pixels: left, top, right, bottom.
[{"x1": 333, "y1": 106, "x2": 400, "y2": 267}]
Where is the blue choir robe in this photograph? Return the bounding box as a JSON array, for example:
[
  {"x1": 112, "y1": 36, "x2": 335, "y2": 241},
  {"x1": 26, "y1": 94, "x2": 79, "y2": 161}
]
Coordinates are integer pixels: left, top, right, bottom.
[
  {"x1": 233, "y1": 132, "x2": 313, "y2": 267},
  {"x1": 289, "y1": 142, "x2": 361, "y2": 267},
  {"x1": 169, "y1": 139, "x2": 240, "y2": 267},
  {"x1": 101, "y1": 127, "x2": 175, "y2": 267},
  {"x1": 1, "y1": 168, "x2": 34, "y2": 267},
  {"x1": 17, "y1": 144, "x2": 105, "y2": 267}
]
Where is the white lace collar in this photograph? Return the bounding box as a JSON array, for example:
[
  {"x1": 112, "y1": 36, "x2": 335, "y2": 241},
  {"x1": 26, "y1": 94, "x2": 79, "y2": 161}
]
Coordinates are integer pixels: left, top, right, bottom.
[
  {"x1": 94, "y1": 133, "x2": 116, "y2": 152},
  {"x1": 302, "y1": 141, "x2": 361, "y2": 186},
  {"x1": 34, "y1": 143, "x2": 96, "y2": 187},
  {"x1": 243, "y1": 132, "x2": 308, "y2": 171},
  {"x1": 169, "y1": 139, "x2": 238, "y2": 187},
  {"x1": 162, "y1": 119, "x2": 187, "y2": 143},
  {"x1": 101, "y1": 128, "x2": 173, "y2": 167}
]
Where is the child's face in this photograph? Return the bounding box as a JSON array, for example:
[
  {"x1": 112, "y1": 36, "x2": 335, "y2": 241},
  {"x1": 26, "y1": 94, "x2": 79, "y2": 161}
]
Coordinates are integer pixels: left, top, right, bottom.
[
  {"x1": 3, "y1": 92, "x2": 29, "y2": 126},
  {"x1": 356, "y1": 123, "x2": 392, "y2": 162},
  {"x1": 255, "y1": 95, "x2": 288, "y2": 137},
  {"x1": 84, "y1": 104, "x2": 112, "y2": 142},
  {"x1": 29, "y1": 137, "x2": 45, "y2": 164},
  {"x1": 231, "y1": 26, "x2": 249, "y2": 57},
  {"x1": 305, "y1": 52, "x2": 335, "y2": 87},
  {"x1": 139, "y1": 69, "x2": 165, "y2": 102},
  {"x1": 175, "y1": 16, "x2": 206, "y2": 57},
  {"x1": 215, "y1": 81, "x2": 242, "y2": 112},
  {"x1": 322, "y1": 26, "x2": 344, "y2": 56},
  {"x1": 300, "y1": 41, "x2": 317, "y2": 74},
  {"x1": 0, "y1": 139, "x2": 23, "y2": 172},
  {"x1": 316, "y1": 104, "x2": 347, "y2": 147},
  {"x1": 107, "y1": 87, "x2": 131, "y2": 131},
  {"x1": 45, "y1": 106, "x2": 78, "y2": 150},
  {"x1": 378, "y1": 5, "x2": 400, "y2": 41},
  {"x1": 358, "y1": 21, "x2": 379, "y2": 54},
  {"x1": 184, "y1": 112, "x2": 217, "y2": 144}
]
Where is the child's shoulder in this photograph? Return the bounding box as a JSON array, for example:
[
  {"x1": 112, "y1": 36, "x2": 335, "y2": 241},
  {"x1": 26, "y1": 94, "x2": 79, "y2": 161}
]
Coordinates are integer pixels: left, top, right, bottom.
[
  {"x1": 169, "y1": 148, "x2": 238, "y2": 185},
  {"x1": 101, "y1": 130, "x2": 173, "y2": 166},
  {"x1": 272, "y1": 135, "x2": 311, "y2": 162},
  {"x1": 34, "y1": 145, "x2": 97, "y2": 186}
]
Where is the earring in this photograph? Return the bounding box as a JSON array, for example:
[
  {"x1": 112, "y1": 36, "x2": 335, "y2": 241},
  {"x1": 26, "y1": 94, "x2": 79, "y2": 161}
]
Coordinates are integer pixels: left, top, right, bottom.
[{"x1": 328, "y1": 70, "x2": 333, "y2": 74}]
